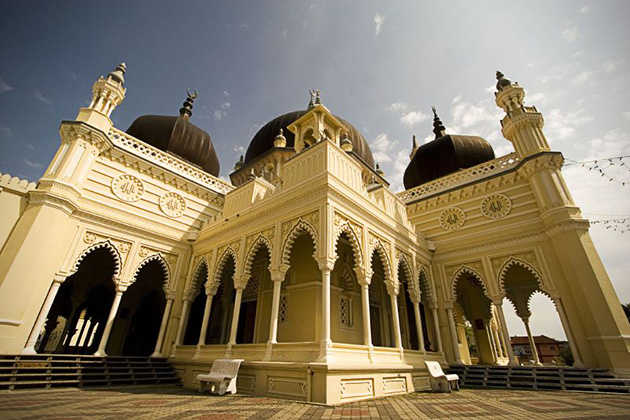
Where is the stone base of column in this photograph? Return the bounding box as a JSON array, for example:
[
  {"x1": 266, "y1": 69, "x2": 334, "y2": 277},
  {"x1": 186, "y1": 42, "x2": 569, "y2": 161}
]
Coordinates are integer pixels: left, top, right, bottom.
[
  {"x1": 192, "y1": 345, "x2": 201, "y2": 359},
  {"x1": 150, "y1": 351, "x2": 162, "y2": 358},
  {"x1": 263, "y1": 341, "x2": 275, "y2": 361},
  {"x1": 508, "y1": 357, "x2": 519, "y2": 366},
  {"x1": 225, "y1": 343, "x2": 234, "y2": 356},
  {"x1": 317, "y1": 339, "x2": 332, "y2": 362},
  {"x1": 367, "y1": 345, "x2": 375, "y2": 364},
  {"x1": 93, "y1": 350, "x2": 107, "y2": 357}
]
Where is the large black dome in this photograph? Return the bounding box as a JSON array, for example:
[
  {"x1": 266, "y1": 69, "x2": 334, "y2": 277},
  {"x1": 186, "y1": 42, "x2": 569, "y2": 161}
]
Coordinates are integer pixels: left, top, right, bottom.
[
  {"x1": 245, "y1": 110, "x2": 375, "y2": 168},
  {"x1": 126, "y1": 114, "x2": 220, "y2": 177}
]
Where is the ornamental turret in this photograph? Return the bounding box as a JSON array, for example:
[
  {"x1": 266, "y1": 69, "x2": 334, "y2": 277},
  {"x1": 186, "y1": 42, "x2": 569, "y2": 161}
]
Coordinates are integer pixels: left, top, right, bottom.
[
  {"x1": 76, "y1": 63, "x2": 127, "y2": 131},
  {"x1": 495, "y1": 71, "x2": 549, "y2": 158}
]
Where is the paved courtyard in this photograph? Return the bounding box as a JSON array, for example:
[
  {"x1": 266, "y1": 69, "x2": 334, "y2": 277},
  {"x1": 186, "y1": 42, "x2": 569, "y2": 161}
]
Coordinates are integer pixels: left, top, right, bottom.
[{"x1": 1, "y1": 386, "x2": 629, "y2": 419}]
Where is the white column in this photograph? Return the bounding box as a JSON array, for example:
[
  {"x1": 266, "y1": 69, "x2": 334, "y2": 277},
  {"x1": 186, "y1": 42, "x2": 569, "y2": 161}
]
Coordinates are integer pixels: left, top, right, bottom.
[
  {"x1": 430, "y1": 304, "x2": 443, "y2": 353},
  {"x1": 318, "y1": 261, "x2": 334, "y2": 360},
  {"x1": 22, "y1": 274, "x2": 65, "y2": 355},
  {"x1": 227, "y1": 287, "x2": 244, "y2": 352},
  {"x1": 94, "y1": 286, "x2": 126, "y2": 357},
  {"x1": 360, "y1": 283, "x2": 373, "y2": 348},
  {"x1": 174, "y1": 298, "x2": 191, "y2": 346},
  {"x1": 522, "y1": 317, "x2": 542, "y2": 365},
  {"x1": 446, "y1": 306, "x2": 463, "y2": 365},
  {"x1": 553, "y1": 297, "x2": 584, "y2": 367},
  {"x1": 196, "y1": 293, "x2": 215, "y2": 348},
  {"x1": 389, "y1": 291, "x2": 403, "y2": 351},
  {"x1": 265, "y1": 269, "x2": 285, "y2": 360},
  {"x1": 412, "y1": 301, "x2": 426, "y2": 353},
  {"x1": 486, "y1": 320, "x2": 499, "y2": 364},
  {"x1": 493, "y1": 324, "x2": 505, "y2": 359},
  {"x1": 493, "y1": 301, "x2": 518, "y2": 366},
  {"x1": 150, "y1": 296, "x2": 174, "y2": 357}
]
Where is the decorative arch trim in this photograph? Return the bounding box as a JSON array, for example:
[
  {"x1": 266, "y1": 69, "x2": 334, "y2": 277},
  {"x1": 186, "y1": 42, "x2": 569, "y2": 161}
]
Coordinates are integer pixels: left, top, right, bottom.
[
  {"x1": 213, "y1": 246, "x2": 238, "y2": 287},
  {"x1": 498, "y1": 257, "x2": 546, "y2": 296},
  {"x1": 244, "y1": 235, "x2": 273, "y2": 279},
  {"x1": 184, "y1": 256, "x2": 210, "y2": 299},
  {"x1": 417, "y1": 264, "x2": 434, "y2": 300},
  {"x1": 72, "y1": 240, "x2": 122, "y2": 279},
  {"x1": 132, "y1": 253, "x2": 171, "y2": 290},
  {"x1": 369, "y1": 240, "x2": 393, "y2": 287},
  {"x1": 333, "y1": 223, "x2": 363, "y2": 267},
  {"x1": 281, "y1": 219, "x2": 319, "y2": 265},
  {"x1": 396, "y1": 254, "x2": 418, "y2": 300},
  {"x1": 449, "y1": 264, "x2": 490, "y2": 301}
]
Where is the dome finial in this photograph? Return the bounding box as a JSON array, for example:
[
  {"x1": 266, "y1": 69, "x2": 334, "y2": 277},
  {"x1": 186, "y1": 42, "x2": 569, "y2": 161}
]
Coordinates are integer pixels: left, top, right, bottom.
[
  {"x1": 495, "y1": 70, "x2": 512, "y2": 91},
  {"x1": 432, "y1": 106, "x2": 447, "y2": 139},
  {"x1": 180, "y1": 89, "x2": 198, "y2": 119},
  {"x1": 308, "y1": 89, "x2": 316, "y2": 109},
  {"x1": 315, "y1": 89, "x2": 321, "y2": 104},
  {"x1": 274, "y1": 128, "x2": 287, "y2": 147},
  {"x1": 107, "y1": 63, "x2": 126, "y2": 85}
]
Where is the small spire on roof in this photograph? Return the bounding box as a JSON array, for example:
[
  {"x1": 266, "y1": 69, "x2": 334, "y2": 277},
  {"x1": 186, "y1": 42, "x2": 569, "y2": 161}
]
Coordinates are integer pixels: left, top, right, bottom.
[
  {"x1": 495, "y1": 70, "x2": 513, "y2": 91},
  {"x1": 107, "y1": 63, "x2": 126, "y2": 85},
  {"x1": 308, "y1": 89, "x2": 315, "y2": 109},
  {"x1": 376, "y1": 163, "x2": 385, "y2": 177},
  {"x1": 274, "y1": 128, "x2": 287, "y2": 147},
  {"x1": 412, "y1": 134, "x2": 419, "y2": 149},
  {"x1": 179, "y1": 89, "x2": 198, "y2": 119},
  {"x1": 315, "y1": 89, "x2": 321, "y2": 105},
  {"x1": 432, "y1": 106, "x2": 446, "y2": 139}
]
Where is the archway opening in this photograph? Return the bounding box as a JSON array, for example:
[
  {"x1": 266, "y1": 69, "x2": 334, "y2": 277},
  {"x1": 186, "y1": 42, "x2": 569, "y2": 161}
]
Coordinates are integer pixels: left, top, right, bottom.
[
  {"x1": 331, "y1": 232, "x2": 362, "y2": 345},
  {"x1": 237, "y1": 245, "x2": 269, "y2": 344},
  {"x1": 398, "y1": 261, "x2": 419, "y2": 351},
  {"x1": 278, "y1": 231, "x2": 319, "y2": 342},
  {"x1": 203, "y1": 256, "x2": 235, "y2": 345},
  {"x1": 502, "y1": 264, "x2": 569, "y2": 365},
  {"x1": 107, "y1": 259, "x2": 167, "y2": 356},
  {"x1": 369, "y1": 250, "x2": 394, "y2": 348},
  {"x1": 183, "y1": 262, "x2": 209, "y2": 345},
  {"x1": 454, "y1": 272, "x2": 495, "y2": 365},
  {"x1": 36, "y1": 247, "x2": 116, "y2": 354},
  {"x1": 418, "y1": 271, "x2": 434, "y2": 351}
]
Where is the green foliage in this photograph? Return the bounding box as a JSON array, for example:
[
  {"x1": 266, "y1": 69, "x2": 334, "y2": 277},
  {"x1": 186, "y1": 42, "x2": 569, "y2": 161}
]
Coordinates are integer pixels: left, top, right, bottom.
[{"x1": 559, "y1": 345, "x2": 574, "y2": 366}]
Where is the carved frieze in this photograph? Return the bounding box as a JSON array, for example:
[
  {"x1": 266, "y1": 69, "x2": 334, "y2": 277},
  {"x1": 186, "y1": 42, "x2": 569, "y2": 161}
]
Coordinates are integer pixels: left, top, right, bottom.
[
  {"x1": 159, "y1": 192, "x2": 186, "y2": 218},
  {"x1": 111, "y1": 174, "x2": 144, "y2": 202},
  {"x1": 481, "y1": 193, "x2": 512, "y2": 219},
  {"x1": 439, "y1": 207, "x2": 466, "y2": 230}
]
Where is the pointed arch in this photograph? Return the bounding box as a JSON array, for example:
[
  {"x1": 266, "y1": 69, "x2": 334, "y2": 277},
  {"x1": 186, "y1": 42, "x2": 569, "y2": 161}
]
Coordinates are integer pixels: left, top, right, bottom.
[
  {"x1": 396, "y1": 253, "x2": 418, "y2": 300},
  {"x1": 244, "y1": 235, "x2": 273, "y2": 279},
  {"x1": 282, "y1": 219, "x2": 318, "y2": 265},
  {"x1": 498, "y1": 257, "x2": 546, "y2": 296},
  {"x1": 334, "y1": 223, "x2": 363, "y2": 267},
  {"x1": 72, "y1": 240, "x2": 122, "y2": 279},
  {"x1": 213, "y1": 246, "x2": 238, "y2": 286},
  {"x1": 184, "y1": 256, "x2": 210, "y2": 299},
  {"x1": 525, "y1": 289, "x2": 555, "y2": 315},
  {"x1": 449, "y1": 265, "x2": 490, "y2": 301},
  {"x1": 369, "y1": 240, "x2": 393, "y2": 286},
  {"x1": 132, "y1": 253, "x2": 171, "y2": 290},
  {"x1": 417, "y1": 263, "x2": 434, "y2": 301}
]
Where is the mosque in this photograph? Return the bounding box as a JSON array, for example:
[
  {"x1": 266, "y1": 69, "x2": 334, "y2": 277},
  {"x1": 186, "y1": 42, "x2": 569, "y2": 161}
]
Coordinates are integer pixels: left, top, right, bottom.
[{"x1": 0, "y1": 64, "x2": 629, "y2": 404}]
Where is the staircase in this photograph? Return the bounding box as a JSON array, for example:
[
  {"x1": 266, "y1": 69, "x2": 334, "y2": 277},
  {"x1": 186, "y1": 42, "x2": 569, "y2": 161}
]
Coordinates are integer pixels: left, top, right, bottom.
[
  {"x1": 0, "y1": 354, "x2": 181, "y2": 391},
  {"x1": 448, "y1": 365, "x2": 630, "y2": 393}
]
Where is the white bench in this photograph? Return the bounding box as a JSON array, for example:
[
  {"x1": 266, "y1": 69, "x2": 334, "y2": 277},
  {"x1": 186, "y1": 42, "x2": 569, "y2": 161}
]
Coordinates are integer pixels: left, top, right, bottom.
[
  {"x1": 196, "y1": 358, "x2": 244, "y2": 395},
  {"x1": 425, "y1": 361, "x2": 460, "y2": 393}
]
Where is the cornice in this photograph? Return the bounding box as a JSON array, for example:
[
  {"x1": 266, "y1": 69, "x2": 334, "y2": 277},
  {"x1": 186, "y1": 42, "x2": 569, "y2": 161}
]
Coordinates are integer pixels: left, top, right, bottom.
[{"x1": 59, "y1": 120, "x2": 111, "y2": 154}]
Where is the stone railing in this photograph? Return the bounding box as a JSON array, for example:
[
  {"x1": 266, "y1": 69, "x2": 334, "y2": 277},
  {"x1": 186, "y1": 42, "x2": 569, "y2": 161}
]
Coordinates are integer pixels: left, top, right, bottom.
[
  {"x1": 0, "y1": 172, "x2": 37, "y2": 193},
  {"x1": 108, "y1": 128, "x2": 233, "y2": 195},
  {"x1": 397, "y1": 153, "x2": 520, "y2": 203}
]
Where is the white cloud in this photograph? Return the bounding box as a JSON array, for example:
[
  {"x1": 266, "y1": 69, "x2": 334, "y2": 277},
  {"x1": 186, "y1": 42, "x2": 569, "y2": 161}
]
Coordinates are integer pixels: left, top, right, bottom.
[
  {"x1": 546, "y1": 108, "x2": 593, "y2": 142},
  {"x1": 374, "y1": 13, "x2": 384, "y2": 37},
  {"x1": 33, "y1": 90, "x2": 52, "y2": 105},
  {"x1": 220, "y1": 101, "x2": 230, "y2": 110},
  {"x1": 527, "y1": 93, "x2": 547, "y2": 104},
  {"x1": 370, "y1": 133, "x2": 396, "y2": 163},
  {"x1": 389, "y1": 149, "x2": 411, "y2": 192},
  {"x1": 562, "y1": 23, "x2": 579, "y2": 42},
  {"x1": 400, "y1": 111, "x2": 429, "y2": 129},
  {"x1": 602, "y1": 59, "x2": 620, "y2": 73},
  {"x1": 385, "y1": 102, "x2": 408, "y2": 112},
  {"x1": 214, "y1": 109, "x2": 227, "y2": 120},
  {"x1": 572, "y1": 51, "x2": 585, "y2": 59},
  {"x1": 623, "y1": 111, "x2": 630, "y2": 120},
  {"x1": 23, "y1": 159, "x2": 43, "y2": 169},
  {"x1": 579, "y1": 6, "x2": 590, "y2": 15},
  {"x1": 451, "y1": 98, "x2": 498, "y2": 129},
  {"x1": 233, "y1": 145, "x2": 245, "y2": 153},
  {"x1": 0, "y1": 77, "x2": 12, "y2": 93},
  {"x1": 222, "y1": 90, "x2": 230, "y2": 97},
  {"x1": 0, "y1": 123, "x2": 12, "y2": 137},
  {"x1": 572, "y1": 71, "x2": 591, "y2": 84}
]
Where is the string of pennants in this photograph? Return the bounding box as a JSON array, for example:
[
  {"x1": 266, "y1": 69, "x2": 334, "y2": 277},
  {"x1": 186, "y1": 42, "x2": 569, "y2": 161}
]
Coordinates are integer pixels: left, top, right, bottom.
[{"x1": 565, "y1": 155, "x2": 630, "y2": 186}]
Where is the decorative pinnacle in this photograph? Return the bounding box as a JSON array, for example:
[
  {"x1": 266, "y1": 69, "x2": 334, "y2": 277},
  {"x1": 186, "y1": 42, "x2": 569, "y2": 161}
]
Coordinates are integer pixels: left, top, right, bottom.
[
  {"x1": 179, "y1": 89, "x2": 198, "y2": 118},
  {"x1": 495, "y1": 70, "x2": 512, "y2": 91},
  {"x1": 315, "y1": 89, "x2": 321, "y2": 104},
  {"x1": 107, "y1": 63, "x2": 126, "y2": 85},
  {"x1": 412, "y1": 134, "x2": 419, "y2": 149},
  {"x1": 308, "y1": 89, "x2": 316, "y2": 108},
  {"x1": 432, "y1": 106, "x2": 446, "y2": 139}
]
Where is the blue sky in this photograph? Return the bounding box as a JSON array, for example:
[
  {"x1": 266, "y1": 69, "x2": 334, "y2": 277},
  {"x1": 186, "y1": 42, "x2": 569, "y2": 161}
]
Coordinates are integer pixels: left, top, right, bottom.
[{"x1": 1, "y1": 1, "x2": 629, "y2": 341}]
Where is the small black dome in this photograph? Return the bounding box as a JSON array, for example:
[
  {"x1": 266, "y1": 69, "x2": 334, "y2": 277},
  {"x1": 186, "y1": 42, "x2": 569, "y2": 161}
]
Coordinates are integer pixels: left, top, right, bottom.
[
  {"x1": 403, "y1": 134, "x2": 495, "y2": 190},
  {"x1": 245, "y1": 110, "x2": 375, "y2": 168},
  {"x1": 127, "y1": 115, "x2": 220, "y2": 176}
]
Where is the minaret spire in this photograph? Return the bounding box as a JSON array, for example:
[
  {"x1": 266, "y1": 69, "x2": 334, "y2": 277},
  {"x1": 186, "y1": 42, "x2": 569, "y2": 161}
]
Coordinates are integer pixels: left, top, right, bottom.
[
  {"x1": 179, "y1": 89, "x2": 198, "y2": 119},
  {"x1": 432, "y1": 106, "x2": 447, "y2": 139}
]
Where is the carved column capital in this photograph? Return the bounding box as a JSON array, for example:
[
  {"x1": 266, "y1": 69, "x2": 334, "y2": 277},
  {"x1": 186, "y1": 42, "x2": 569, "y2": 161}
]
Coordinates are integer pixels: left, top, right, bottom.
[{"x1": 317, "y1": 258, "x2": 335, "y2": 272}]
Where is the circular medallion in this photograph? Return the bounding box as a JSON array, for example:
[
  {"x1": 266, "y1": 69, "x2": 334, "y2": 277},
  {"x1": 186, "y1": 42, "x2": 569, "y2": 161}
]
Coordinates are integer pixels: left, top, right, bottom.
[
  {"x1": 439, "y1": 207, "x2": 466, "y2": 230},
  {"x1": 481, "y1": 194, "x2": 512, "y2": 219},
  {"x1": 111, "y1": 175, "x2": 144, "y2": 202},
  {"x1": 159, "y1": 192, "x2": 186, "y2": 218}
]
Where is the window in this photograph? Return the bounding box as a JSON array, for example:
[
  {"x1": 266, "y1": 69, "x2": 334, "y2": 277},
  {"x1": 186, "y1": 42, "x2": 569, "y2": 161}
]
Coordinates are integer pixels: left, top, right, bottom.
[
  {"x1": 340, "y1": 296, "x2": 353, "y2": 328},
  {"x1": 278, "y1": 295, "x2": 288, "y2": 325}
]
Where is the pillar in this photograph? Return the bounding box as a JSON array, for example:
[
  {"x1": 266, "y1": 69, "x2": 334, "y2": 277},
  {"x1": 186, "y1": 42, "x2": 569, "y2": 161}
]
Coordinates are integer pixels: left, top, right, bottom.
[
  {"x1": 492, "y1": 323, "x2": 505, "y2": 359},
  {"x1": 22, "y1": 274, "x2": 66, "y2": 355},
  {"x1": 227, "y1": 285, "x2": 245, "y2": 353},
  {"x1": 94, "y1": 285, "x2": 126, "y2": 357},
  {"x1": 522, "y1": 317, "x2": 542, "y2": 365},
  {"x1": 196, "y1": 289, "x2": 216, "y2": 348},
  {"x1": 553, "y1": 296, "x2": 585, "y2": 367},
  {"x1": 174, "y1": 298, "x2": 191, "y2": 346},
  {"x1": 389, "y1": 288, "x2": 403, "y2": 351},
  {"x1": 485, "y1": 319, "x2": 499, "y2": 364},
  {"x1": 412, "y1": 300, "x2": 426, "y2": 352},
  {"x1": 151, "y1": 294, "x2": 174, "y2": 357},
  {"x1": 360, "y1": 283, "x2": 372, "y2": 348},
  {"x1": 446, "y1": 305, "x2": 463, "y2": 364},
  {"x1": 493, "y1": 300, "x2": 517, "y2": 365},
  {"x1": 265, "y1": 267, "x2": 288, "y2": 360},
  {"x1": 430, "y1": 303, "x2": 443, "y2": 353},
  {"x1": 318, "y1": 261, "x2": 334, "y2": 360}
]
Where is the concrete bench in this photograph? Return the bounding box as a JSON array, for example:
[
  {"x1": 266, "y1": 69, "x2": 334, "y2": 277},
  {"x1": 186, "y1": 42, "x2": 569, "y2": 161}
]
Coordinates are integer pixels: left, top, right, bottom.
[
  {"x1": 425, "y1": 361, "x2": 460, "y2": 393},
  {"x1": 196, "y1": 358, "x2": 244, "y2": 395}
]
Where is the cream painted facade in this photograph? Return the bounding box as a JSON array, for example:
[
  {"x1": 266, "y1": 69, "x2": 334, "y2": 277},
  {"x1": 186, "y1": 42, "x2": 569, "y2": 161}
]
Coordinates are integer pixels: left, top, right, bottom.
[{"x1": 0, "y1": 65, "x2": 629, "y2": 405}]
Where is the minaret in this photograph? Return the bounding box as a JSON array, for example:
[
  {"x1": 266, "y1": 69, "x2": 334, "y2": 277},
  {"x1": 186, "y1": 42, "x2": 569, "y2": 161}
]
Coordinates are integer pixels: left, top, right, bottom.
[
  {"x1": 494, "y1": 71, "x2": 549, "y2": 158},
  {"x1": 76, "y1": 63, "x2": 127, "y2": 131}
]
